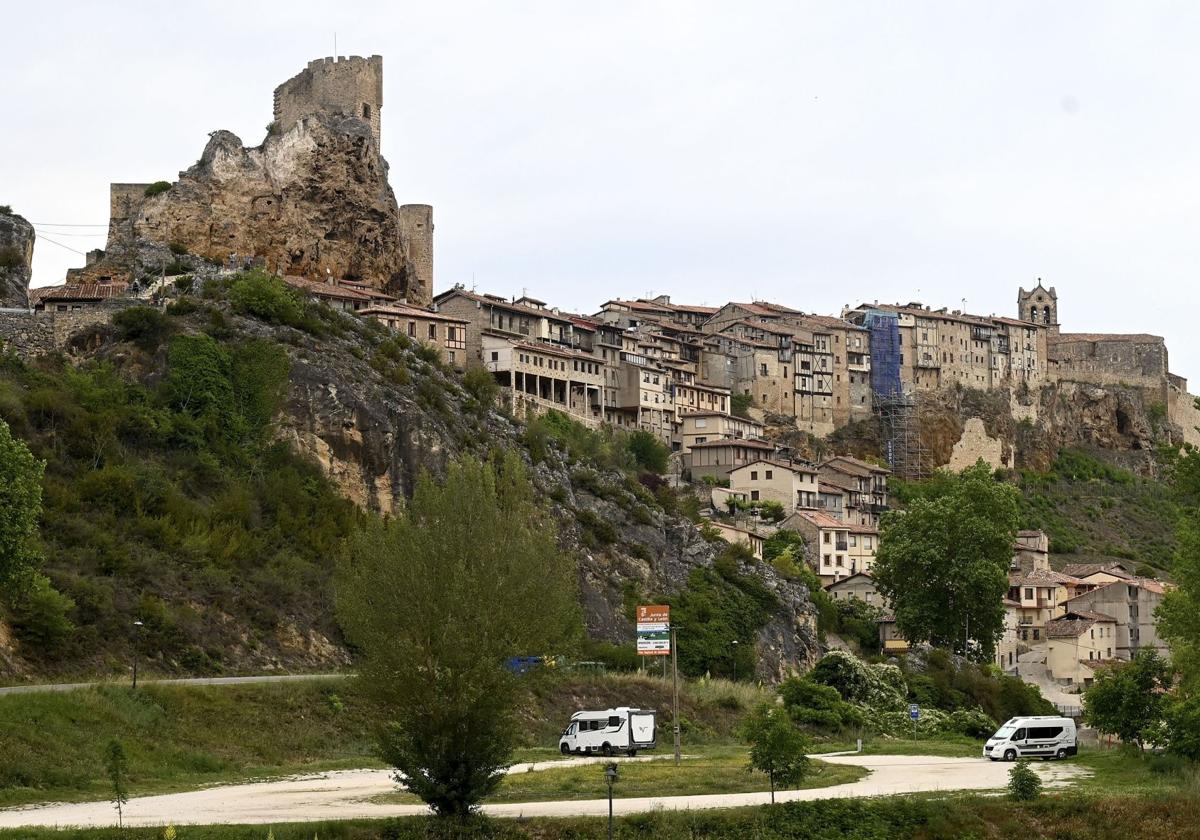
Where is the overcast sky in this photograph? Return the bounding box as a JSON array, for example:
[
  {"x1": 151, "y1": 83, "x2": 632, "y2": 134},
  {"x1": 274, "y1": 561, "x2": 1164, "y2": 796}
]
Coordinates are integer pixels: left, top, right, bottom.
[{"x1": 5, "y1": 1, "x2": 1198, "y2": 382}]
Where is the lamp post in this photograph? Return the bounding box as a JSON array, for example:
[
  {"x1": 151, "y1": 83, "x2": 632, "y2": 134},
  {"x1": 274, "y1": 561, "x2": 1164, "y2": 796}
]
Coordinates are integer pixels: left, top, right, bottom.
[
  {"x1": 604, "y1": 762, "x2": 619, "y2": 840},
  {"x1": 731, "y1": 639, "x2": 739, "y2": 682},
  {"x1": 132, "y1": 620, "x2": 144, "y2": 689}
]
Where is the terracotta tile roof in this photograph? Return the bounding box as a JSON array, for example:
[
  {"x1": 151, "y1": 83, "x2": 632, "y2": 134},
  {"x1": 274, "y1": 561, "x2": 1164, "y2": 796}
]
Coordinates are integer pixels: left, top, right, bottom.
[
  {"x1": 823, "y1": 455, "x2": 890, "y2": 475},
  {"x1": 283, "y1": 275, "x2": 397, "y2": 302},
  {"x1": 1046, "y1": 611, "x2": 1118, "y2": 638},
  {"x1": 32, "y1": 282, "x2": 130, "y2": 303},
  {"x1": 358, "y1": 304, "x2": 468, "y2": 323},
  {"x1": 731, "y1": 458, "x2": 819, "y2": 475},
  {"x1": 1061, "y1": 563, "x2": 1134, "y2": 580},
  {"x1": 688, "y1": 437, "x2": 775, "y2": 450},
  {"x1": 788, "y1": 509, "x2": 848, "y2": 530},
  {"x1": 1010, "y1": 568, "x2": 1084, "y2": 586},
  {"x1": 1053, "y1": 332, "x2": 1164, "y2": 344},
  {"x1": 436, "y1": 288, "x2": 574, "y2": 322},
  {"x1": 845, "y1": 521, "x2": 879, "y2": 535}
]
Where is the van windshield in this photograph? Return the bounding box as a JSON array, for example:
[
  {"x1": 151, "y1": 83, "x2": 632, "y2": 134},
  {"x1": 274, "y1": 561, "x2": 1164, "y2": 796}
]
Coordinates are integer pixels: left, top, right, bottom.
[{"x1": 992, "y1": 726, "x2": 1016, "y2": 739}]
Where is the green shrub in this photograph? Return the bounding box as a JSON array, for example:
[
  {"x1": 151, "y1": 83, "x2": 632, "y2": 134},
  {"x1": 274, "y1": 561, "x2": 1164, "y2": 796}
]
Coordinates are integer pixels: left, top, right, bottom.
[
  {"x1": 780, "y1": 676, "x2": 864, "y2": 731},
  {"x1": 113, "y1": 306, "x2": 170, "y2": 351},
  {"x1": 462, "y1": 365, "x2": 499, "y2": 411},
  {"x1": 628, "y1": 430, "x2": 669, "y2": 474},
  {"x1": 165, "y1": 297, "x2": 198, "y2": 317},
  {"x1": 1008, "y1": 759, "x2": 1042, "y2": 800},
  {"x1": 168, "y1": 242, "x2": 189, "y2": 256},
  {"x1": 9, "y1": 573, "x2": 76, "y2": 657},
  {"x1": 144, "y1": 181, "x2": 171, "y2": 197},
  {"x1": 227, "y1": 270, "x2": 305, "y2": 328}
]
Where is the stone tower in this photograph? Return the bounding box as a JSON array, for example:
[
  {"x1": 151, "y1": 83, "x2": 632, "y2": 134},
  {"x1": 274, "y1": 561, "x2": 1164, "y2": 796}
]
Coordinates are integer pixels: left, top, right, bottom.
[
  {"x1": 1018, "y1": 280, "x2": 1058, "y2": 333},
  {"x1": 399, "y1": 204, "x2": 433, "y2": 304},
  {"x1": 273, "y1": 55, "x2": 384, "y2": 145}
]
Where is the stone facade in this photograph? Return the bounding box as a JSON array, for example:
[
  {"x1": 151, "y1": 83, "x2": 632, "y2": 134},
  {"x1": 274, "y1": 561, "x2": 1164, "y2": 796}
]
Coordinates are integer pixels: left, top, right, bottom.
[
  {"x1": 0, "y1": 209, "x2": 34, "y2": 309},
  {"x1": 0, "y1": 301, "x2": 137, "y2": 356},
  {"x1": 1018, "y1": 280, "x2": 1059, "y2": 332},
  {"x1": 273, "y1": 55, "x2": 384, "y2": 145}
]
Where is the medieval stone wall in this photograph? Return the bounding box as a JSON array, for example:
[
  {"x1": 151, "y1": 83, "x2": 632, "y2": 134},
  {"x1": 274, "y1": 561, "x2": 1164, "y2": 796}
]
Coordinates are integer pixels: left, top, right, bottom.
[
  {"x1": 273, "y1": 56, "x2": 383, "y2": 145},
  {"x1": 1049, "y1": 335, "x2": 1169, "y2": 394},
  {"x1": 0, "y1": 301, "x2": 136, "y2": 357}
]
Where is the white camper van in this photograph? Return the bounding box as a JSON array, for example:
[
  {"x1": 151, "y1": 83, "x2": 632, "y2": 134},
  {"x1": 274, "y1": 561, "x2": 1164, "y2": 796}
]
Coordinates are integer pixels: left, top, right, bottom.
[
  {"x1": 984, "y1": 715, "x2": 1077, "y2": 761},
  {"x1": 558, "y1": 707, "x2": 657, "y2": 757}
]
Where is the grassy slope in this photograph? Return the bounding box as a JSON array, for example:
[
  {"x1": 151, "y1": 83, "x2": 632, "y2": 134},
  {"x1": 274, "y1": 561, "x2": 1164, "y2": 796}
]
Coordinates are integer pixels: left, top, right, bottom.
[
  {"x1": 1016, "y1": 450, "x2": 1180, "y2": 575},
  {"x1": 0, "y1": 674, "x2": 771, "y2": 807}
]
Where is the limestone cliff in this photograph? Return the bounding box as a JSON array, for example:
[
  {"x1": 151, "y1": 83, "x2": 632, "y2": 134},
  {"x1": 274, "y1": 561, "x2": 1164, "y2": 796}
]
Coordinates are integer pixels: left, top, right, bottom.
[
  {"x1": 0, "y1": 208, "x2": 33, "y2": 308},
  {"x1": 110, "y1": 113, "x2": 429, "y2": 304}
]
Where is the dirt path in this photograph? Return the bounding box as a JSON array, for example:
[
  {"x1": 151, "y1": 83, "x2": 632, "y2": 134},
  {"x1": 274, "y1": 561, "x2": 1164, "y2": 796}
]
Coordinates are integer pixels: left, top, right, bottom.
[
  {"x1": 0, "y1": 753, "x2": 1085, "y2": 829},
  {"x1": 0, "y1": 673, "x2": 349, "y2": 697}
]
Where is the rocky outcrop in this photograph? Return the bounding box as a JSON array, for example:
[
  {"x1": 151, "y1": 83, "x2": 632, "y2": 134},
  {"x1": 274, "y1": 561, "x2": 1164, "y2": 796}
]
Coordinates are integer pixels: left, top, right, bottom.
[
  {"x1": 114, "y1": 113, "x2": 428, "y2": 304},
  {"x1": 204, "y1": 309, "x2": 822, "y2": 680},
  {"x1": 0, "y1": 208, "x2": 33, "y2": 308}
]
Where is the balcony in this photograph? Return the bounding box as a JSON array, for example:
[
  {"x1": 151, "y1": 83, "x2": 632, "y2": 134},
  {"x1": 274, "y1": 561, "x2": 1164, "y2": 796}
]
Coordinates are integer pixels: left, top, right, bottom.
[{"x1": 835, "y1": 540, "x2": 848, "y2": 551}]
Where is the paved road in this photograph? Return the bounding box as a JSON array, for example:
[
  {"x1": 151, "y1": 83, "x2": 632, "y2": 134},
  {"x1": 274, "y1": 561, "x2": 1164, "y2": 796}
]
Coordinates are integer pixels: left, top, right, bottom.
[
  {"x1": 0, "y1": 673, "x2": 349, "y2": 697},
  {"x1": 0, "y1": 753, "x2": 1085, "y2": 829}
]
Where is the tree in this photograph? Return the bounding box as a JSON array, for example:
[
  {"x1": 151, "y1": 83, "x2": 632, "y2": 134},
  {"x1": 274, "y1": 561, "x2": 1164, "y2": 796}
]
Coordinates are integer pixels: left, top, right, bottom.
[
  {"x1": 762, "y1": 530, "x2": 805, "y2": 563},
  {"x1": 731, "y1": 392, "x2": 754, "y2": 419},
  {"x1": 627, "y1": 430, "x2": 669, "y2": 474},
  {"x1": 740, "y1": 702, "x2": 811, "y2": 803},
  {"x1": 1159, "y1": 516, "x2": 1200, "y2": 693},
  {"x1": 0, "y1": 417, "x2": 43, "y2": 597},
  {"x1": 335, "y1": 454, "x2": 580, "y2": 819},
  {"x1": 872, "y1": 461, "x2": 1019, "y2": 661},
  {"x1": 103, "y1": 738, "x2": 129, "y2": 827},
  {"x1": 1008, "y1": 760, "x2": 1041, "y2": 801},
  {"x1": 1165, "y1": 694, "x2": 1200, "y2": 761},
  {"x1": 1083, "y1": 650, "x2": 1172, "y2": 751}
]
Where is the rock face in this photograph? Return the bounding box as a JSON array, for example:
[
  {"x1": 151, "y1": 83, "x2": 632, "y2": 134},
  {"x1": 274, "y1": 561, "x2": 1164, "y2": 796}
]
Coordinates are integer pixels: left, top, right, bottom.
[
  {"x1": 120, "y1": 114, "x2": 429, "y2": 303},
  {"x1": 0, "y1": 208, "x2": 34, "y2": 308}
]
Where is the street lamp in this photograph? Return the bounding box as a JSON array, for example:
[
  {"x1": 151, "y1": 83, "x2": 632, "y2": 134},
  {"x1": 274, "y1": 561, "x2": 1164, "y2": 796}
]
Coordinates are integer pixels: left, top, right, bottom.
[
  {"x1": 605, "y1": 762, "x2": 619, "y2": 840},
  {"x1": 731, "y1": 639, "x2": 739, "y2": 682},
  {"x1": 132, "y1": 620, "x2": 144, "y2": 689}
]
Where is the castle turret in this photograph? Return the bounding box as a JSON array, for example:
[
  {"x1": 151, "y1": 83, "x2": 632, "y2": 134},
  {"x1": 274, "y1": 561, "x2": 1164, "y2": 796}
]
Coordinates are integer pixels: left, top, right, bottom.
[
  {"x1": 1018, "y1": 280, "x2": 1058, "y2": 333},
  {"x1": 273, "y1": 55, "x2": 384, "y2": 145},
  {"x1": 399, "y1": 204, "x2": 433, "y2": 306}
]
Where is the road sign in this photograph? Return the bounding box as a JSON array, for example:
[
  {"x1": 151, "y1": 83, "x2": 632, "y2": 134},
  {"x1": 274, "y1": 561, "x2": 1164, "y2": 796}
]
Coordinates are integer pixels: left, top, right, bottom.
[
  {"x1": 909, "y1": 704, "x2": 920, "y2": 721},
  {"x1": 637, "y1": 605, "x2": 671, "y2": 656}
]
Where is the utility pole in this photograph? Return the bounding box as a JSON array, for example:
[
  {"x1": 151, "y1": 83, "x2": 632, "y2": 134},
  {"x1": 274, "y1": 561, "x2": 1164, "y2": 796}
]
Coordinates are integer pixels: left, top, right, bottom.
[
  {"x1": 131, "y1": 620, "x2": 144, "y2": 689},
  {"x1": 671, "y1": 626, "x2": 681, "y2": 766}
]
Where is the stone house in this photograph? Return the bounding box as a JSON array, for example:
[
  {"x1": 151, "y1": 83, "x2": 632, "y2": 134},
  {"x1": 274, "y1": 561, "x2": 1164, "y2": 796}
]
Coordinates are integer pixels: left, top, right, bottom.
[
  {"x1": 676, "y1": 412, "x2": 763, "y2": 454},
  {"x1": 481, "y1": 332, "x2": 604, "y2": 427},
  {"x1": 818, "y1": 456, "x2": 890, "y2": 526},
  {"x1": 728, "y1": 459, "x2": 819, "y2": 513},
  {"x1": 1045, "y1": 611, "x2": 1120, "y2": 686},
  {"x1": 997, "y1": 598, "x2": 1022, "y2": 673},
  {"x1": 30, "y1": 281, "x2": 130, "y2": 312},
  {"x1": 685, "y1": 437, "x2": 775, "y2": 482},
  {"x1": 284, "y1": 275, "x2": 396, "y2": 313},
  {"x1": 782, "y1": 509, "x2": 855, "y2": 585},
  {"x1": 1063, "y1": 578, "x2": 1169, "y2": 660},
  {"x1": 708, "y1": 521, "x2": 764, "y2": 559},
  {"x1": 357, "y1": 304, "x2": 468, "y2": 368},
  {"x1": 432, "y1": 288, "x2": 581, "y2": 364},
  {"x1": 825, "y1": 571, "x2": 886, "y2": 609}
]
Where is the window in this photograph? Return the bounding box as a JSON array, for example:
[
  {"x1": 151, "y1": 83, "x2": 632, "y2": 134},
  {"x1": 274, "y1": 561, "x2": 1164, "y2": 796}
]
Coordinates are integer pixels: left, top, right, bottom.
[
  {"x1": 760, "y1": 363, "x2": 768, "y2": 376},
  {"x1": 750, "y1": 490, "x2": 760, "y2": 501},
  {"x1": 408, "y1": 322, "x2": 417, "y2": 337},
  {"x1": 428, "y1": 324, "x2": 437, "y2": 339},
  {"x1": 849, "y1": 535, "x2": 857, "y2": 547},
  {"x1": 824, "y1": 532, "x2": 831, "y2": 544},
  {"x1": 750, "y1": 471, "x2": 758, "y2": 480},
  {"x1": 765, "y1": 470, "x2": 773, "y2": 479},
  {"x1": 363, "y1": 103, "x2": 371, "y2": 118},
  {"x1": 490, "y1": 351, "x2": 499, "y2": 362},
  {"x1": 1024, "y1": 587, "x2": 1034, "y2": 600},
  {"x1": 1033, "y1": 629, "x2": 1040, "y2": 640}
]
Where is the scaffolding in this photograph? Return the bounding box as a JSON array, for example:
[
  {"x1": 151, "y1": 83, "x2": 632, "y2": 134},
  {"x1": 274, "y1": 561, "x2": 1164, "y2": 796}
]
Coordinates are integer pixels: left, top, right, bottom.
[{"x1": 863, "y1": 309, "x2": 927, "y2": 480}]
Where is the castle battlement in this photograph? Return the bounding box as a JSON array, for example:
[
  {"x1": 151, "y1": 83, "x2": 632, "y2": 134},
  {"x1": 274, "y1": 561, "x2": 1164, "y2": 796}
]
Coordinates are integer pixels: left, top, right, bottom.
[{"x1": 273, "y1": 54, "x2": 383, "y2": 144}]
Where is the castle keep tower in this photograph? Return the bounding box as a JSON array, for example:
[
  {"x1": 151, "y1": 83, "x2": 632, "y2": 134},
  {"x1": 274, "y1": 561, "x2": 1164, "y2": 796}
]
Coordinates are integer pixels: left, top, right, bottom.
[
  {"x1": 399, "y1": 204, "x2": 434, "y2": 304},
  {"x1": 273, "y1": 55, "x2": 384, "y2": 144},
  {"x1": 1018, "y1": 280, "x2": 1058, "y2": 333}
]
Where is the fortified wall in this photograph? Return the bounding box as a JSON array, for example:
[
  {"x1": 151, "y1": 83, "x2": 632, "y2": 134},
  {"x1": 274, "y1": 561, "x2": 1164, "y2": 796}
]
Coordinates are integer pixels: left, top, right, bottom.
[
  {"x1": 273, "y1": 55, "x2": 383, "y2": 145},
  {"x1": 0, "y1": 301, "x2": 139, "y2": 357}
]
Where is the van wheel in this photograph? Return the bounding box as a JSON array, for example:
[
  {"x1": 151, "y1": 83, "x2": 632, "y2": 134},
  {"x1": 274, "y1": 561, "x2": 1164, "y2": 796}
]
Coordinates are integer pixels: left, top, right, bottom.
[
  {"x1": 602, "y1": 743, "x2": 613, "y2": 757},
  {"x1": 1004, "y1": 749, "x2": 1017, "y2": 761},
  {"x1": 627, "y1": 749, "x2": 638, "y2": 758},
  {"x1": 1056, "y1": 748, "x2": 1067, "y2": 760},
  {"x1": 560, "y1": 743, "x2": 570, "y2": 756}
]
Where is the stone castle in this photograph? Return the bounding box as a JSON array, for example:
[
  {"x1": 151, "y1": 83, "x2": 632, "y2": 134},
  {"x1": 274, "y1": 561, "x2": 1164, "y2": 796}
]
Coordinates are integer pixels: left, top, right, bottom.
[{"x1": 63, "y1": 55, "x2": 433, "y2": 306}]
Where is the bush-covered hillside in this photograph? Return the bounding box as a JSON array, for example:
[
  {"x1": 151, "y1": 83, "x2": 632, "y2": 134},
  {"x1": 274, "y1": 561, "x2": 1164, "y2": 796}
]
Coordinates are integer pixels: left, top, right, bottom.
[{"x1": 1015, "y1": 449, "x2": 1182, "y2": 575}]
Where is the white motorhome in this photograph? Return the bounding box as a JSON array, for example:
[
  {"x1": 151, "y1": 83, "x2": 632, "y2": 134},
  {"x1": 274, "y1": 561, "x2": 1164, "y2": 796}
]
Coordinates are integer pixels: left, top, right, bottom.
[
  {"x1": 983, "y1": 715, "x2": 1077, "y2": 761},
  {"x1": 558, "y1": 707, "x2": 657, "y2": 757}
]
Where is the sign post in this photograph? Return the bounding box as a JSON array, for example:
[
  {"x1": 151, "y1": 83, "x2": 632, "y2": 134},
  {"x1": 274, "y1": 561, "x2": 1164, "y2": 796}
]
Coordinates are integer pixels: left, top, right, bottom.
[
  {"x1": 636, "y1": 605, "x2": 679, "y2": 765},
  {"x1": 910, "y1": 703, "x2": 920, "y2": 741}
]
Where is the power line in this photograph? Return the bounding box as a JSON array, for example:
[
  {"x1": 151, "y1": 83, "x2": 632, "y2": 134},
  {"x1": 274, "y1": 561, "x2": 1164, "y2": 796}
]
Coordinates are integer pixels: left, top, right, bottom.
[
  {"x1": 29, "y1": 222, "x2": 109, "y2": 227},
  {"x1": 33, "y1": 228, "x2": 107, "y2": 238},
  {"x1": 35, "y1": 233, "x2": 89, "y2": 256}
]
